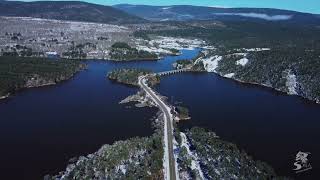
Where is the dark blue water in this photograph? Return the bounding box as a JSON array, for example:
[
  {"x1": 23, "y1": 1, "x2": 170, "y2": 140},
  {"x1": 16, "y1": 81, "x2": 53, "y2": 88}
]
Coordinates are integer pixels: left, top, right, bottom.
[
  {"x1": 0, "y1": 48, "x2": 319, "y2": 179},
  {"x1": 0, "y1": 49, "x2": 200, "y2": 180},
  {"x1": 156, "y1": 73, "x2": 320, "y2": 180}
]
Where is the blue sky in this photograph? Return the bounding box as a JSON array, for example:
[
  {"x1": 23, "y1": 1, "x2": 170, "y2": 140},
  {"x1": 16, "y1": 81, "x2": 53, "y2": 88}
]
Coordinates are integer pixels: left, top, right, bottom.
[
  {"x1": 94, "y1": 0, "x2": 320, "y2": 14},
  {"x1": 18, "y1": 0, "x2": 320, "y2": 14}
]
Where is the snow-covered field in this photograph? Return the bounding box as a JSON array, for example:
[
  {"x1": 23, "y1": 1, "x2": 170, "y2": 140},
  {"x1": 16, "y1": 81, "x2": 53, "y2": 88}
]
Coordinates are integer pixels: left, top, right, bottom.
[
  {"x1": 150, "y1": 36, "x2": 205, "y2": 50},
  {"x1": 136, "y1": 44, "x2": 173, "y2": 54},
  {"x1": 135, "y1": 36, "x2": 213, "y2": 55},
  {"x1": 236, "y1": 57, "x2": 249, "y2": 66},
  {"x1": 201, "y1": 55, "x2": 223, "y2": 72}
]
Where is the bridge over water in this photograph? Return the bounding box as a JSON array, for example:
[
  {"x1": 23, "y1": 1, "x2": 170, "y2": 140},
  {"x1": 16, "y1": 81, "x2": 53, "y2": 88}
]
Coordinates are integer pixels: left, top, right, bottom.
[
  {"x1": 137, "y1": 68, "x2": 193, "y2": 180},
  {"x1": 156, "y1": 68, "x2": 191, "y2": 76}
]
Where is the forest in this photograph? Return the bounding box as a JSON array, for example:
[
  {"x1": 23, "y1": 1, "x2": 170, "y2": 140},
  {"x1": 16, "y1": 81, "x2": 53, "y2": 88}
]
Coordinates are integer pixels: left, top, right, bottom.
[
  {"x1": 109, "y1": 42, "x2": 158, "y2": 61},
  {"x1": 107, "y1": 68, "x2": 160, "y2": 87},
  {"x1": 138, "y1": 20, "x2": 320, "y2": 103},
  {"x1": 0, "y1": 56, "x2": 84, "y2": 97}
]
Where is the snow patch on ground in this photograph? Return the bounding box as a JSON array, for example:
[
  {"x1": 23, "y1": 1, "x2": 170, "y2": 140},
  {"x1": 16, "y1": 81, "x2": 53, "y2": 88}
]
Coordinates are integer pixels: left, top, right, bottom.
[
  {"x1": 245, "y1": 48, "x2": 270, "y2": 52},
  {"x1": 233, "y1": 48, "x2": 270, "y2": 52},
  {"x1": 201, "y1": 55, "x2": 223, "y2": 72},
  {"x1": 0, "y1": 93, "x2": 10, "y2": 100},
  {"x1": 224, "y1": 73, "x2": 235, "y2": 78},
  {"x1": 162, "y1": 106, "x2": 170, "y2": 180},
  {"x1": 116, "y1": 164, "x2": 127, "y2": 175},
  {"x1": 180, "y1": 132, "x2": 206, "y2": 180},
  {"x1": 136, "y1": 36, "x2": 212, "y2": 55},
  {"x1": 173, "y1": 139, "x2": 181, "y2": 180},
  {"x1": 285, "y1": 70, "x2": 298, "y2": 95},
  {"x1": 236, "y1": 57, "x2": 249, "y2": 66},
  {"x1": 136, "y1": 45, "x2": 172, "y2": 55},
  {"x1": 149, "y1": 36, "x2": 205, "y2": 50},
  {"x1": 202, "y1": 46, "x2": 216, "y2": 50},
  {"x1": 230, "y1": 52, "x2": 247, "y2": 56},
  {"x1": 160, "y1": 18, "x2": 171, "y2": 22}
]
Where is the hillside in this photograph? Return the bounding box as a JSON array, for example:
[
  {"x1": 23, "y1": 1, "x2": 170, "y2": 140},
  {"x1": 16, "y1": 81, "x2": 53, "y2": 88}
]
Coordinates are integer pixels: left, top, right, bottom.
[
  {"x1": 0, "y1": 1, "x2": 146, "y2": 24},
  {"x1": 146, "y1": 20, "x2": 320, "y2": 103},
  {"x1": 114, "y1": 4, "x2": 320, "y2": 25}
]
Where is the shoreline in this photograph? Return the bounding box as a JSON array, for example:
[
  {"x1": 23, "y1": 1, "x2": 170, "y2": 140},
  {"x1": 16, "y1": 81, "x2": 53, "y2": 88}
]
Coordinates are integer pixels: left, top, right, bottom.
[
  {"x1": 173, "y1": 68, "x2": 320, "y2": 105},
  {"x1": 0, "y1": 93, "x2": 10, "y2": 100},
  {"x1": 102, "y1": 57, "x2": 160, "y2": 61},
  {"x1": 208, "y1": 70, "x2": 320, "y2": 105},
  {"x1": 174, "y1": 48, "x2": 320, "y2": 105},
  {"x1": 0, "y1": 65, "x2": 86, "y2": 102}
]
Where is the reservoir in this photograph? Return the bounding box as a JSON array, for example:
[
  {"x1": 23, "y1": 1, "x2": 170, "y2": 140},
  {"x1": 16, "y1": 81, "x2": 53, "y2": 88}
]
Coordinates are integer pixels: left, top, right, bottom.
[
  {"x1": 0, "y1": 49, "x2": 199, "y2": 180},
  {"x1": 156, "y1": 73, "x2": 320, "y2": 180},
  {"x1": 0, "y1": 49, "x2": 319, "y2": 179}
]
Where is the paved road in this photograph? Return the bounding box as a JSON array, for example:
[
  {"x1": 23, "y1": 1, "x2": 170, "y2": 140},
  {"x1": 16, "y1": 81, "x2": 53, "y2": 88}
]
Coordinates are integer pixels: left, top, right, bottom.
[{"x1": 138, "y1": 75, "x2": 177, "y2": 180}]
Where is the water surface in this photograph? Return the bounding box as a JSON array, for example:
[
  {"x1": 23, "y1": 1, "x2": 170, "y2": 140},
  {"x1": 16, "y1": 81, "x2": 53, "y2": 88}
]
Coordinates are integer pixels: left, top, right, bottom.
[
  {"x1": 1, "y1": 48, "x2": 318, "y2": 180},
  {"x1": 0, "y1": 49, "x2": 200, "y2": 180},
  {"x1": 156, "y1": 73, "x2": 320, "y2": 179}
]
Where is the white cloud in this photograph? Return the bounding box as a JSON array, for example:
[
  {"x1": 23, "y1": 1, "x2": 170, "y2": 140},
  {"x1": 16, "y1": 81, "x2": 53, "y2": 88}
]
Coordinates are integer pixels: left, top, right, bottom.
[
  {"x1": 209, "y1": 5, "x2": 230, "y2": 9},
  {"x1": 213, "y1": 13, "x2": 293, "y2": 21},
  {"x1": 161, "y1": 7, "x2": 172, "y2": 10}
]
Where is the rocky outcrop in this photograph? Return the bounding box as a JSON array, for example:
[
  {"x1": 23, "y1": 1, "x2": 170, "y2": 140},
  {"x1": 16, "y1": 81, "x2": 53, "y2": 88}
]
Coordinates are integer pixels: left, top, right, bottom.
[
  {"x1": 46, "y1": 134, "x2": 164, "y2": 180},
  {"x1": 119, "y1": 90, "x2": 157, "y2": 108},
  {"x1": 175, "y1": 127, "x2": 282, "y2": 179}
]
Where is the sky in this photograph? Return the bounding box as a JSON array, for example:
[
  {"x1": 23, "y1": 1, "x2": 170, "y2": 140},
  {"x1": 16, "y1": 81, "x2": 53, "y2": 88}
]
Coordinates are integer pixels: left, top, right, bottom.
[{"x1": 14, "y1": 0, "x2": 320, "y2": 14}]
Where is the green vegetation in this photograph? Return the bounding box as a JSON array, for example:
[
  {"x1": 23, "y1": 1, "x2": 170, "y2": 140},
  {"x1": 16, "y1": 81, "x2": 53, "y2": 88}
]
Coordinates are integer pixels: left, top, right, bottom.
[
  {"x1": 108, "y1": 68, "x2": 160, "y2": 87},
  {"x1": 0, "y1": 56, "x2": 84, "y2": 97},
  {"x1": 1, "y1": 44, "x2": 44, "y2": 57},
  {"x1": 214, "y1": 47, "x2": 320, "y2": 101},
  {"x1": 108, "y1": 68, "x2": 150, "y2": 86},
  {"x1": 109, "y1": 42, "x2": 158, "y2": 61},
  {"x1": 176, "y1": 59, "x2": 192, "y2": 66},
  {"x1": 169, "y1": 48, "x2": 180, "y2": 54},
  {"x1": 62, "y1": 42, "x2": 97, "y2": 59},
  {"x1": 174, "y1": 52, "x2": 205, "y2": 72},
  {"x1": 178, "y1": 127, "x2": 282, "y2": 179},
  {"x1": 145, "y1": 21, "x2": 320, "y2": 50},
  {"x1": 176, "y1": 106, "x2": 190, "y2": 120},
  {"x1": 111, "y1": 42, "x2": 132, "y2": 49},
  {"x1": 133, "y1": 31, "x2": 151, "y2": 41},
  {"x1": 0, "y1": 1, "x2": 146, "y2": 24},
  {"x1": 142, "y1": 21, "x2": 320, "y2": 102},
  {"x1": 47, "y1": 134, "x2": 164, "y2": 180}
]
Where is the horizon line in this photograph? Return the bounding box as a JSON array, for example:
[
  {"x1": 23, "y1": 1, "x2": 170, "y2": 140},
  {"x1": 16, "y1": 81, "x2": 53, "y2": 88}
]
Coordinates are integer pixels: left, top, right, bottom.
[{"x1": 3, "y1": 0, "x2": 320, "y2": 15}]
